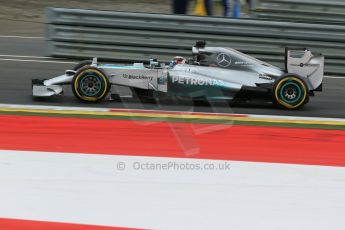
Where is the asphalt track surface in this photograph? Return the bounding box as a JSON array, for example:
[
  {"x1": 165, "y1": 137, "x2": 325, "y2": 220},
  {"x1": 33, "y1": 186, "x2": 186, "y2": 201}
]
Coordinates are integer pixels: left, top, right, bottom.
[{"x1": 1, "y1": 23, "x2": 345, "y2": 118}]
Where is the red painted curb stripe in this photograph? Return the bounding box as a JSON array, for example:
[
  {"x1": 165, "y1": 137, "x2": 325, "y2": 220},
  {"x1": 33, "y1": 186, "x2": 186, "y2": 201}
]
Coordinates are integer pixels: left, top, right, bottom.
[
  {"x1": 1, "y1": 115, "x2": 345, "y2": 167},
  {"x1": 0, "y1": 218, "x2": 139, "y2": 230}
]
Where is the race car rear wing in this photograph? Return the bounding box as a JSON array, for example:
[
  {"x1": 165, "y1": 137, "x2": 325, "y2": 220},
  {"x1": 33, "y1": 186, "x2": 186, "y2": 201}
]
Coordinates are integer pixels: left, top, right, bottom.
[{"x1": 285, "y1": 48, "x2": 324, "y2": 90}]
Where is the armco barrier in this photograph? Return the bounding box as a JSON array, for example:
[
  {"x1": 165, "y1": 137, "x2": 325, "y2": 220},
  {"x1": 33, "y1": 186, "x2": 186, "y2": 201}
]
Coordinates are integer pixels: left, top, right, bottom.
[
  {"x1": 46, "y1": 7, "x2": 345, "y2": 75},
  {"x1": 253, "y1": 0, "x2": 345, "y2": 24}
]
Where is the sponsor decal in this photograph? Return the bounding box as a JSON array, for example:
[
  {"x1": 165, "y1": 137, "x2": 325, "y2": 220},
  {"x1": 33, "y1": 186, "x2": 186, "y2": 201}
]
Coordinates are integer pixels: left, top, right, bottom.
[
  {"x1": 172, "y1": 76, "x2": 225, "y2": 86},
  {"x1": 122, "y1": 74, "x2": 153, "y2": 81},
  {"x1": 291, "y1": 63, "x2": 319, "y2": 67},
  {"x1": 259, "y1": 74, "x2": 272, "y2": 80},
  {"x1": 235, "y1": 61, "x2": 252, "y2": 66},
  {"x1": 216, "y1": 53, "x2": 232, "y2": 67}
]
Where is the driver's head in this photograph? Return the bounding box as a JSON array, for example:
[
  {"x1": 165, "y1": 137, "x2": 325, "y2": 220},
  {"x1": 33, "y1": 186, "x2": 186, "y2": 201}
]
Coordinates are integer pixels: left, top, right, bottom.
[{"x1": 172, "y1": 56, "x2": 186, "y2": 64}]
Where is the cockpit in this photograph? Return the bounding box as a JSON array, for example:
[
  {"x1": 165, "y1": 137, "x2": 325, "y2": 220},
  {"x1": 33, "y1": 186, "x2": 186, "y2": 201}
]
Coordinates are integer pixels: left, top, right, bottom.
[
  {"x1": 192, "y1": 41, "x2": 235, "y2": 68},
  {"x1": 191, "y1": 41, "x2": 275, "y2": 70}
]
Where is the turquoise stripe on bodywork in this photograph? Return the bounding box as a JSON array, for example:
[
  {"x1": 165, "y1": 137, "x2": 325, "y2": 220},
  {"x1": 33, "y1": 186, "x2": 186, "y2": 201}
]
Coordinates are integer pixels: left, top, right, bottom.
[{"x1": 98, "y1": 64, "x2": 145, "y2": 69}]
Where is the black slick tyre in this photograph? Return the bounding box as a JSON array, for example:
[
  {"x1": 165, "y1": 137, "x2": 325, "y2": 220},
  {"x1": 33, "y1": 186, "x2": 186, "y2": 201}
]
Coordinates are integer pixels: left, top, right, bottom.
[
  {"x1": 72, "y1": 67, "x2": 109, "y2": 103},
  {"x1": 272, "y1": 75, "x2": 309, "y2": 109}
]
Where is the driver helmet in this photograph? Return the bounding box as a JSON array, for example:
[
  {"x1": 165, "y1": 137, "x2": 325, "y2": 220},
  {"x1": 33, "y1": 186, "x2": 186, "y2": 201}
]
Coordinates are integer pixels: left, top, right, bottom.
[{"x1": 170, "y1": 56, "x2": 186, "y2": 67}]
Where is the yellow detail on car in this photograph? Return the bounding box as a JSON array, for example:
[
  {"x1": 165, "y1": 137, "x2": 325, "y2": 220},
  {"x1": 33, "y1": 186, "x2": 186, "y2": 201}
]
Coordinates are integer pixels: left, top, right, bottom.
[
  {"x1": 274, "y1": 76, "x2": 308, "y2": 109},
  {"x1": 72, "y1": 68, "x2": 109, "y2": 102}
]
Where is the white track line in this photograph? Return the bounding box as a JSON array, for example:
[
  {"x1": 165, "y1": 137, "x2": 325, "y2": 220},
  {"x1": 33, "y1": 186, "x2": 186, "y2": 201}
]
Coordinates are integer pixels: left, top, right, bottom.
[
  {"x1": 0, "y1": 55, "x2": 65, "y2": 59},
  {"x1": 0, "y1": 58, "x2": 77, "y2": 64},
  {"x1": 325, "y1": 76, "x2": 345, "y2": 79},
  {"x1": 0, "y1": 104, "x2": 110, "y2": 113},
  {"x1": 0, "y1": 35, "x2": 43, "y2": 39}
]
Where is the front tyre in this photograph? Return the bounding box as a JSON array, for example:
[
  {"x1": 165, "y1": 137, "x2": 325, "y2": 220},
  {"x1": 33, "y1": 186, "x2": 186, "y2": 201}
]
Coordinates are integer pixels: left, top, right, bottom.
[
  {"x1": 273, "y1": 75, "x2": 309, "y2": 109},
  {"x1": 72, "y1": 67, "x2": 109, "y2": 102},
  {"x1": 73, "y1": 60, "x2": 92, "y2": 71}
]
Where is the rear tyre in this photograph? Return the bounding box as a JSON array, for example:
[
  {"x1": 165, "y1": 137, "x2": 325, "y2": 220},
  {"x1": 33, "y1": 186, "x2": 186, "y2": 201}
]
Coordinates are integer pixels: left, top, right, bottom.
[
  {"x1": 272, "y1": 75, "x2": 309, "y2": 109},
  {"x1": 72, "y1": 67, "x2": 109, "y2": 103}
]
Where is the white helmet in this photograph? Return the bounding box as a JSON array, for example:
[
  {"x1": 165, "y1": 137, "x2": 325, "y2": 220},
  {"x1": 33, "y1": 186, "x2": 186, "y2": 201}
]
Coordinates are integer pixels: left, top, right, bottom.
[{"x1": 172, "y1": 56, "x2": 186, "y2": 64}]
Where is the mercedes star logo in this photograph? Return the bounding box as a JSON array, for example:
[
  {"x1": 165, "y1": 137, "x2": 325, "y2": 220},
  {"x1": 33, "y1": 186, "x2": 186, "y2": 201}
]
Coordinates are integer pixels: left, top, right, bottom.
[{"x1": 216, "y1": 53, "x2": 232, "y2": 67}]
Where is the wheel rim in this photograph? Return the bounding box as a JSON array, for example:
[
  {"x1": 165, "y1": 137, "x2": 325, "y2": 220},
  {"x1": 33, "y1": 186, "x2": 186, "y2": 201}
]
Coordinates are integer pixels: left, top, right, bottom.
[
  {"x1": 279, "y1": 81, "x2": 303, "y2": 105},
  {"x1": 79, "y1": 73, "x2": 103, "y2": 97}
]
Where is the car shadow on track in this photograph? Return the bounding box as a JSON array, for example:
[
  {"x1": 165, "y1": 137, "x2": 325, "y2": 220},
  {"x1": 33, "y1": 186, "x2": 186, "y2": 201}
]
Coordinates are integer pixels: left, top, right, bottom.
[{"x1": 30, "y1": 94, "x2": 315, "y2": 115}]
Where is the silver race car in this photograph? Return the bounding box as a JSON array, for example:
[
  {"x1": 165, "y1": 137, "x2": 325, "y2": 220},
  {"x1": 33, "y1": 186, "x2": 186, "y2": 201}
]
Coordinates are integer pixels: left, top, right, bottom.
[{"x1": 32, "y1": 41, "x2": 324, "y2": 109}]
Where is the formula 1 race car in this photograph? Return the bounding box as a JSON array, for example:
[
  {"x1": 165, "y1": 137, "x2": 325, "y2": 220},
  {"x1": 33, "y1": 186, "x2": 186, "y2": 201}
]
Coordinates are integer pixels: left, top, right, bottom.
[{"x1": 32, "y1": 41, "x2": 324, "y2": 109}]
